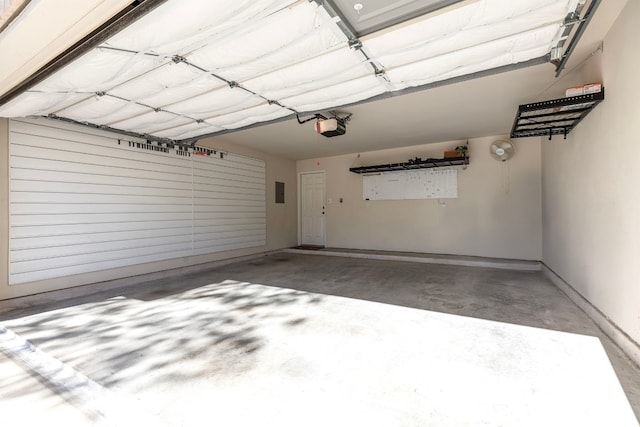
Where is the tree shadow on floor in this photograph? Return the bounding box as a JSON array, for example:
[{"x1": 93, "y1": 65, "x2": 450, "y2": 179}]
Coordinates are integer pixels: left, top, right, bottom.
[{"x1": 1, "y1": 276, "x2": 323, "y2": 418}]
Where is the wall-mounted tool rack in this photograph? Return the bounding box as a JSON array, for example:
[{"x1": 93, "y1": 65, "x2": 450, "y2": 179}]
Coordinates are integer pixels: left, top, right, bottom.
[
  {"x1": 349, "y1": 156, "x2": 469, "y2": 174},
  {"x1": 510, "y1": 89, "x2": 604, "y2": 140}
]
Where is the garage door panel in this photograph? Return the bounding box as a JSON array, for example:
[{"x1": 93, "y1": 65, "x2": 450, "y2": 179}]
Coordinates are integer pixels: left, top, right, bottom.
[{"x1": 8, "y1": 119, "x2": 267, "y2": 285}]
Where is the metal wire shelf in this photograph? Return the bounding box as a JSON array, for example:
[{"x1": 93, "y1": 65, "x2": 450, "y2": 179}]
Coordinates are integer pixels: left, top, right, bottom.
[{"x1": 510, "y1": 89, "x2": 604, "y2": 139}]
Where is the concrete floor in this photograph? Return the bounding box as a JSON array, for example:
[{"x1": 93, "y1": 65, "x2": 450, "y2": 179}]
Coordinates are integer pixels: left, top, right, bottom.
[{"x1": 1, "y1": 251, "x2": 639, "y2": 425}]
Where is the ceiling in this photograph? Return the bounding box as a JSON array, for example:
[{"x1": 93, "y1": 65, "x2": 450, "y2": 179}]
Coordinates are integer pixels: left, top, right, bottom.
[
  {"x1": 0, "y1": 0, "x2": 629, "y2": 160},
  {"x1": 211, "y1": 62, "x2": 559, "y2": 159}
]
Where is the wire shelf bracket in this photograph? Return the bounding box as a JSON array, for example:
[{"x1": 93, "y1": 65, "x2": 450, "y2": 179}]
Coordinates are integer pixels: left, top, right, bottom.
[
  {"x1": 349, "y1": 156, "x2": 469, "y2": 174},
  {"x1": 510, "y1": 89, "x2": 604, "y2": 140}
]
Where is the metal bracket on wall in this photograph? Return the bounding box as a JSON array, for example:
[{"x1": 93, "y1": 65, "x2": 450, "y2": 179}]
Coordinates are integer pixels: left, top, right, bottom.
[
  {"x1": 510, "y1": 89, "x2": 604, "y2": 140},
  {"x1": 349, "y1": 156, "x2": 469, "y2": 174}
]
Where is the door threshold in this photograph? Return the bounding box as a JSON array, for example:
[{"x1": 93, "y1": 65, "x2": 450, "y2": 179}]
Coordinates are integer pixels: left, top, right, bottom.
[{"x1": 295, "y1": 245, "x2": 325, "y2": 250}]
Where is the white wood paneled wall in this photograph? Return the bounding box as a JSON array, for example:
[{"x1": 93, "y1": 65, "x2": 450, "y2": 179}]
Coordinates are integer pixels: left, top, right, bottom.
[{"x1": 8, "y1": 119, "x2": 265, "y2": 285}]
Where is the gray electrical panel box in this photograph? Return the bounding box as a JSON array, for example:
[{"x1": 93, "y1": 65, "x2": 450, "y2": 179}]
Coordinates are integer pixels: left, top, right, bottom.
[{"x1": 275, "y1": 181, "x2": 285, "y2": 203}]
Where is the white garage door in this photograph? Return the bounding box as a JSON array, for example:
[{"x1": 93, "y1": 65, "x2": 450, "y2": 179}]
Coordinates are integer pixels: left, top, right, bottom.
[{"x1": 8, "y1": 119, "x2": 266, "y2": 285}]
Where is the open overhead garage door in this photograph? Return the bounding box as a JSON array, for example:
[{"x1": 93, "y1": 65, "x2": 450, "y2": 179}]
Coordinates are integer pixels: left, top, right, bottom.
[
  {"x1": 8, "y1": 119, "x2": 265, "y2": 285},
  {"x1": 0, "y1": 0, "x2": 590, "y2": 143}
]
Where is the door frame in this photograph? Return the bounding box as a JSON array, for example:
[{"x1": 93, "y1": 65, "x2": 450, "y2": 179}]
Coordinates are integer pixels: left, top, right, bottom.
[{"x1": 297, "y1": 170, "x2": 326, "y2": 247}]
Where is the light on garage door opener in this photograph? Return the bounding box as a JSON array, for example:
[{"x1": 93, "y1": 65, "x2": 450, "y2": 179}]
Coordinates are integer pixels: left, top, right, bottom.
[
  {"x1": 297, "y1": 111, "x2": 352, "y2": 137},
  {"x1": 315, "y1": 118, "x2": 346, "y2": 137}
]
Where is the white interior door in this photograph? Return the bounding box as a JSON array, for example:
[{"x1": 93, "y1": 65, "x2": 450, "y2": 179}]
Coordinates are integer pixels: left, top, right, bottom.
[{"x1": 300, "y1": 171, "x2": 325, "y2": 246}]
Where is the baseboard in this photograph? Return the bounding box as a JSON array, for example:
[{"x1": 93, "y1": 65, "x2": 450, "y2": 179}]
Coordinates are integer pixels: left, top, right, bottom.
[
  {"x1": 542, "y1": 264, "x2": 640, "y2": 368},
  {"x1": 284, "y1": 248, "x2": 541, "y2": 271}
]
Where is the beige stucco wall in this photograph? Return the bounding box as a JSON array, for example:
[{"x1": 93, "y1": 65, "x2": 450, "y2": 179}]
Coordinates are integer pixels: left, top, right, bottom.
[
  {"x1": 298, "y1": 135, "x2": 542, "y2": 260},
  {"x1": 542, "y1": 0, "x2": 640, "y2": 345},
  {"x1": 0, "y1": 119, "x2": 8, "y2": 298},
  {"x1": 0, "y1": 125, "x2": 298, "y2": 300}
]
